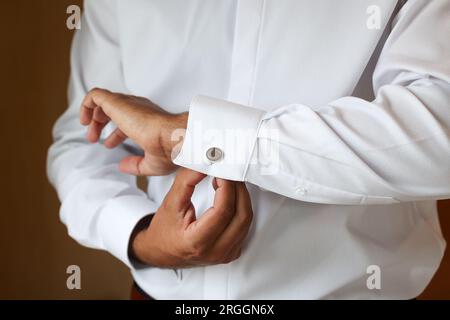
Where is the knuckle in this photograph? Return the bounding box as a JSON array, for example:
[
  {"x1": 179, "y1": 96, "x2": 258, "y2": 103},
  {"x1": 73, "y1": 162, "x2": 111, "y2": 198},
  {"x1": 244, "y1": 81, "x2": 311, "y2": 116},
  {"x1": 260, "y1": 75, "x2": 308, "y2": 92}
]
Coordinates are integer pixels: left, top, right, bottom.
[
  {"x1": 89, "y1": 87, "x2": 104, "y2": 95},
  {"x1": 108, "y1": 92, "x2": 124, "y2": 104}
]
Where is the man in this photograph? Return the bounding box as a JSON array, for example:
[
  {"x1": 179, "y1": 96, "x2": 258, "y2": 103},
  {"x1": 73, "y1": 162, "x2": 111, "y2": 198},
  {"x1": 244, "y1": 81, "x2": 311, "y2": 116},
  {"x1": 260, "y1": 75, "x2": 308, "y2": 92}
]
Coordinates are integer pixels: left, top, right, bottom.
[{"x1": 48, "y1": 0, "x2": 450, "y2": 299}]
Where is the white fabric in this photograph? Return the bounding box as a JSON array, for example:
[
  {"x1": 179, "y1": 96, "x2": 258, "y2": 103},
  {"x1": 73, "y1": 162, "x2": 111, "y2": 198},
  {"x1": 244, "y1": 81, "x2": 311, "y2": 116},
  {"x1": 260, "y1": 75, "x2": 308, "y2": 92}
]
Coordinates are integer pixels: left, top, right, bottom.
[{"x1": 48, "y1": 0, "x2": 450, "y2": 299}]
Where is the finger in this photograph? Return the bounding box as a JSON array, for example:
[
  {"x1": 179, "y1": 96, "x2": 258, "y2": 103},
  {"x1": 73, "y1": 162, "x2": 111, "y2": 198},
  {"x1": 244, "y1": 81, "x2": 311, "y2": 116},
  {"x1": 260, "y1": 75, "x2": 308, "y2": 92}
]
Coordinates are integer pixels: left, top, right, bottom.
[
  {"x1": 93, "y1": 105, "x2": 110, "y2": 123},
  {"x1": 169, "y1": 168, "x2": 207, "y2": 210},
  {"x1": 82, "y1": 88, "x2": 113, "y2": 111},
  {"x1": 212, "y1": 178, "x2": 236, "y2": 213},
  {"x1": 186, "y1": 179, "x2": 236, "y2": 248},
  {"x1": 183, "y1": 202, "x2": 197, "y2": 228},
  {"x1": 87, "y1": 118, "x2": 107, "y2": 143},
  {"x1": 104, "y1": 127, "x2": 128, "y2": 148},
  {"x1": 81, "y1": 88, "x2": 156, "y2": 146},
  {"x1": 212, "y1": 177, "x2": 218, "y2": 190},
  {"x1": 88, "y1": 90, "x2": 146, "y2": 134},
  {"x1": 80, "y1": 88, "x2": 113, "y2": 125},
  {"x1": 80, "y1": 105, "x2": 93, "y2": 126},
  {"x1": 207, "y1": 182, "x2": 253, "y2": 258},
  {"x1": 86, "y1": 107, "x2": 111, "y2": 142}
]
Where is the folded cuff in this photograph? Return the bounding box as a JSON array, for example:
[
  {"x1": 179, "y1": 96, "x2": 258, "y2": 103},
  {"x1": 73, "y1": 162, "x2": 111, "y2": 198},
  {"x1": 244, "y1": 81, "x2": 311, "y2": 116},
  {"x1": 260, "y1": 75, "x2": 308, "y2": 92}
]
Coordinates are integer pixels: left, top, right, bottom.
[
  {"x1": 97, "y1": 195, "x2": 159, "y2": 269},
  {"x1": 173, "y1": 95, "x2": 265, "y2": 181}
]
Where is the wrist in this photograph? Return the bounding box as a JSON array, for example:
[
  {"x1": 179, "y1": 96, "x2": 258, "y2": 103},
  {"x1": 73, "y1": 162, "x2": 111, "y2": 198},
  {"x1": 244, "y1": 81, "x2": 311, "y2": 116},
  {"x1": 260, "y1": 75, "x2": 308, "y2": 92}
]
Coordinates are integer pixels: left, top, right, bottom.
[
  {"x1": 132, "y1": 229, "x2": 152, "y2": 265},
  {"x1": 161, "y1": 112, "x2": 188, "y2": 160},
  {"x1": 131, "y1": 215, "x2": 169, "y2": 267},
  {"x1": 129, "y1": 214, "x2": 154, "y2": 266}
]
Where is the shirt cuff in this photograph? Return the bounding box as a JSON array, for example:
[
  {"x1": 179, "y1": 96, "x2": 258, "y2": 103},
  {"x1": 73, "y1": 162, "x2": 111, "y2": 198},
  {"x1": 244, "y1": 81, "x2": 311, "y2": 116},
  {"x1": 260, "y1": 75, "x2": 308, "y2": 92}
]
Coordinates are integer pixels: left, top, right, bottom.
[
  {"x1": 97, "y1": 195, "x2": 159, "y2": 269},
  {"x1": 173, "y1": 95, "x2": 265, "y2": 181}
]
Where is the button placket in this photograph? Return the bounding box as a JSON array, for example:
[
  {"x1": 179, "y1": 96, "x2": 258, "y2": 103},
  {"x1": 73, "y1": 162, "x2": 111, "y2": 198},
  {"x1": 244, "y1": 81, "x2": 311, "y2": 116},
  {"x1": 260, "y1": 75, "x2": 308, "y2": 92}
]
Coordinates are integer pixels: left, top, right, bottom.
[{"x1": 202, "y1": 0, "x2": 265, "y2": 299}]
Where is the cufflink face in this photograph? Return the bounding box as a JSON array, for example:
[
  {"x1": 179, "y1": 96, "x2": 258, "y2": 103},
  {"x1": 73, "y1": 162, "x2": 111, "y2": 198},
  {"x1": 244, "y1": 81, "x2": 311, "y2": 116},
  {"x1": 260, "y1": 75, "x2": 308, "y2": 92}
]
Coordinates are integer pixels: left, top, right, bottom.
[{"x1": 205, "y1": 147, "x2": 223, "y2": 163}]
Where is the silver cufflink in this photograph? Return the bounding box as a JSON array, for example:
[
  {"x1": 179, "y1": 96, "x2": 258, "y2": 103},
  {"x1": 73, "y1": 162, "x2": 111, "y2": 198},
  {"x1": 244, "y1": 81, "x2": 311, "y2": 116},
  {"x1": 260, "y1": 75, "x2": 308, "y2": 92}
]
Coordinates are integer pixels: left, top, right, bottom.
[{"x1": 205, "y1": 147, "x2": 223, "y2": 163}]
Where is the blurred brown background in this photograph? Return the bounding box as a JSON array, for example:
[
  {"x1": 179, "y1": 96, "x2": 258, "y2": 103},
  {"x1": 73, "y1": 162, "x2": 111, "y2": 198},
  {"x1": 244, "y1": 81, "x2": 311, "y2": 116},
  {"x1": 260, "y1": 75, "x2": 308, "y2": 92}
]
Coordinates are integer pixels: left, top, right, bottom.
[{"x1": 0, "y1": 0, "x2": 448, "y2": 299}]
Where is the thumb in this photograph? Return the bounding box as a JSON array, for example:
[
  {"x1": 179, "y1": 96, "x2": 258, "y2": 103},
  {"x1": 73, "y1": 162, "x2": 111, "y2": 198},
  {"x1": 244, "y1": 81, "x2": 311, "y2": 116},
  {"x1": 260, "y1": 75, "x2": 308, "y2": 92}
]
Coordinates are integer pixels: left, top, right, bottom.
[
  {"x1": 168, "y1": 168, "x2": 206, "y2": 211},
  {"x1": 119, "y1": 155, "x2": 146, "y2": 175},
  {"x1": 119, "y1": 153, "x2": 177, "y2": 176}
]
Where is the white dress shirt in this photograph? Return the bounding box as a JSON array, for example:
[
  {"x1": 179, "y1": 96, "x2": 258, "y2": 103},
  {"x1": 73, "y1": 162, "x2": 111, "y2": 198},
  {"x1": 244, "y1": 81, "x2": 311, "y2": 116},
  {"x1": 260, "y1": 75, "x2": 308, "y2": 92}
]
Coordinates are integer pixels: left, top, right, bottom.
[{"x1": 47, "y1": 0, "x2": 450, "y2": 299}]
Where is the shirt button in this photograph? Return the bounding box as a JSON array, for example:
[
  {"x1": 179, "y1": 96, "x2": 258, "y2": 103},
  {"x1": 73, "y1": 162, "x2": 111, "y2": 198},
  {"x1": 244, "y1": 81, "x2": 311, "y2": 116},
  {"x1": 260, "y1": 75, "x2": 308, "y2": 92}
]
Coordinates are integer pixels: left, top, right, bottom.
[
  {"x1": 205, "y1": 147, "x2": 223, "y2": 163},
  {"x1": 296, "y1": 187, "x2": 308, "y2": 196}
]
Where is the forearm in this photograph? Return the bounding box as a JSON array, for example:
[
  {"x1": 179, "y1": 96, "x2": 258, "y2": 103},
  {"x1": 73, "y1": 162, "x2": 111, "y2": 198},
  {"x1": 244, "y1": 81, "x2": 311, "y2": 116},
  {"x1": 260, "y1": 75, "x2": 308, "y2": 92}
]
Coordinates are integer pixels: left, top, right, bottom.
[{"x1": 48, "y1": 132, "x2": 160, "y2": 267}]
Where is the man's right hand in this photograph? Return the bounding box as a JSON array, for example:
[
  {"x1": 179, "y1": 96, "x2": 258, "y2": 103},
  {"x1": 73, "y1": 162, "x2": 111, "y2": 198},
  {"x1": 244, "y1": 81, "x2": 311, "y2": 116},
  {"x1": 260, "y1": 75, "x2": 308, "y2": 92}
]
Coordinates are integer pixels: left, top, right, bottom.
[
  {"x1": 80, "y1": 88, "x2": 188, "y2": 176},
  {"x1": 132, "y1": 168, "x2": 253, "y2": 268}
]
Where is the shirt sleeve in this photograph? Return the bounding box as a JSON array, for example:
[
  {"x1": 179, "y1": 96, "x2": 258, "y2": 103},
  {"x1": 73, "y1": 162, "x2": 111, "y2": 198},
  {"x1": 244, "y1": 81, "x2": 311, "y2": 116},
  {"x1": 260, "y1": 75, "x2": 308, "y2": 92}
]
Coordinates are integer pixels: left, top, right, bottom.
[
  {"x1": 47, "y1": 0, "x2": 159, "y2": 268},
  {"x1": 174, "y1": 0, "x2": 450, "y2": 205}
]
